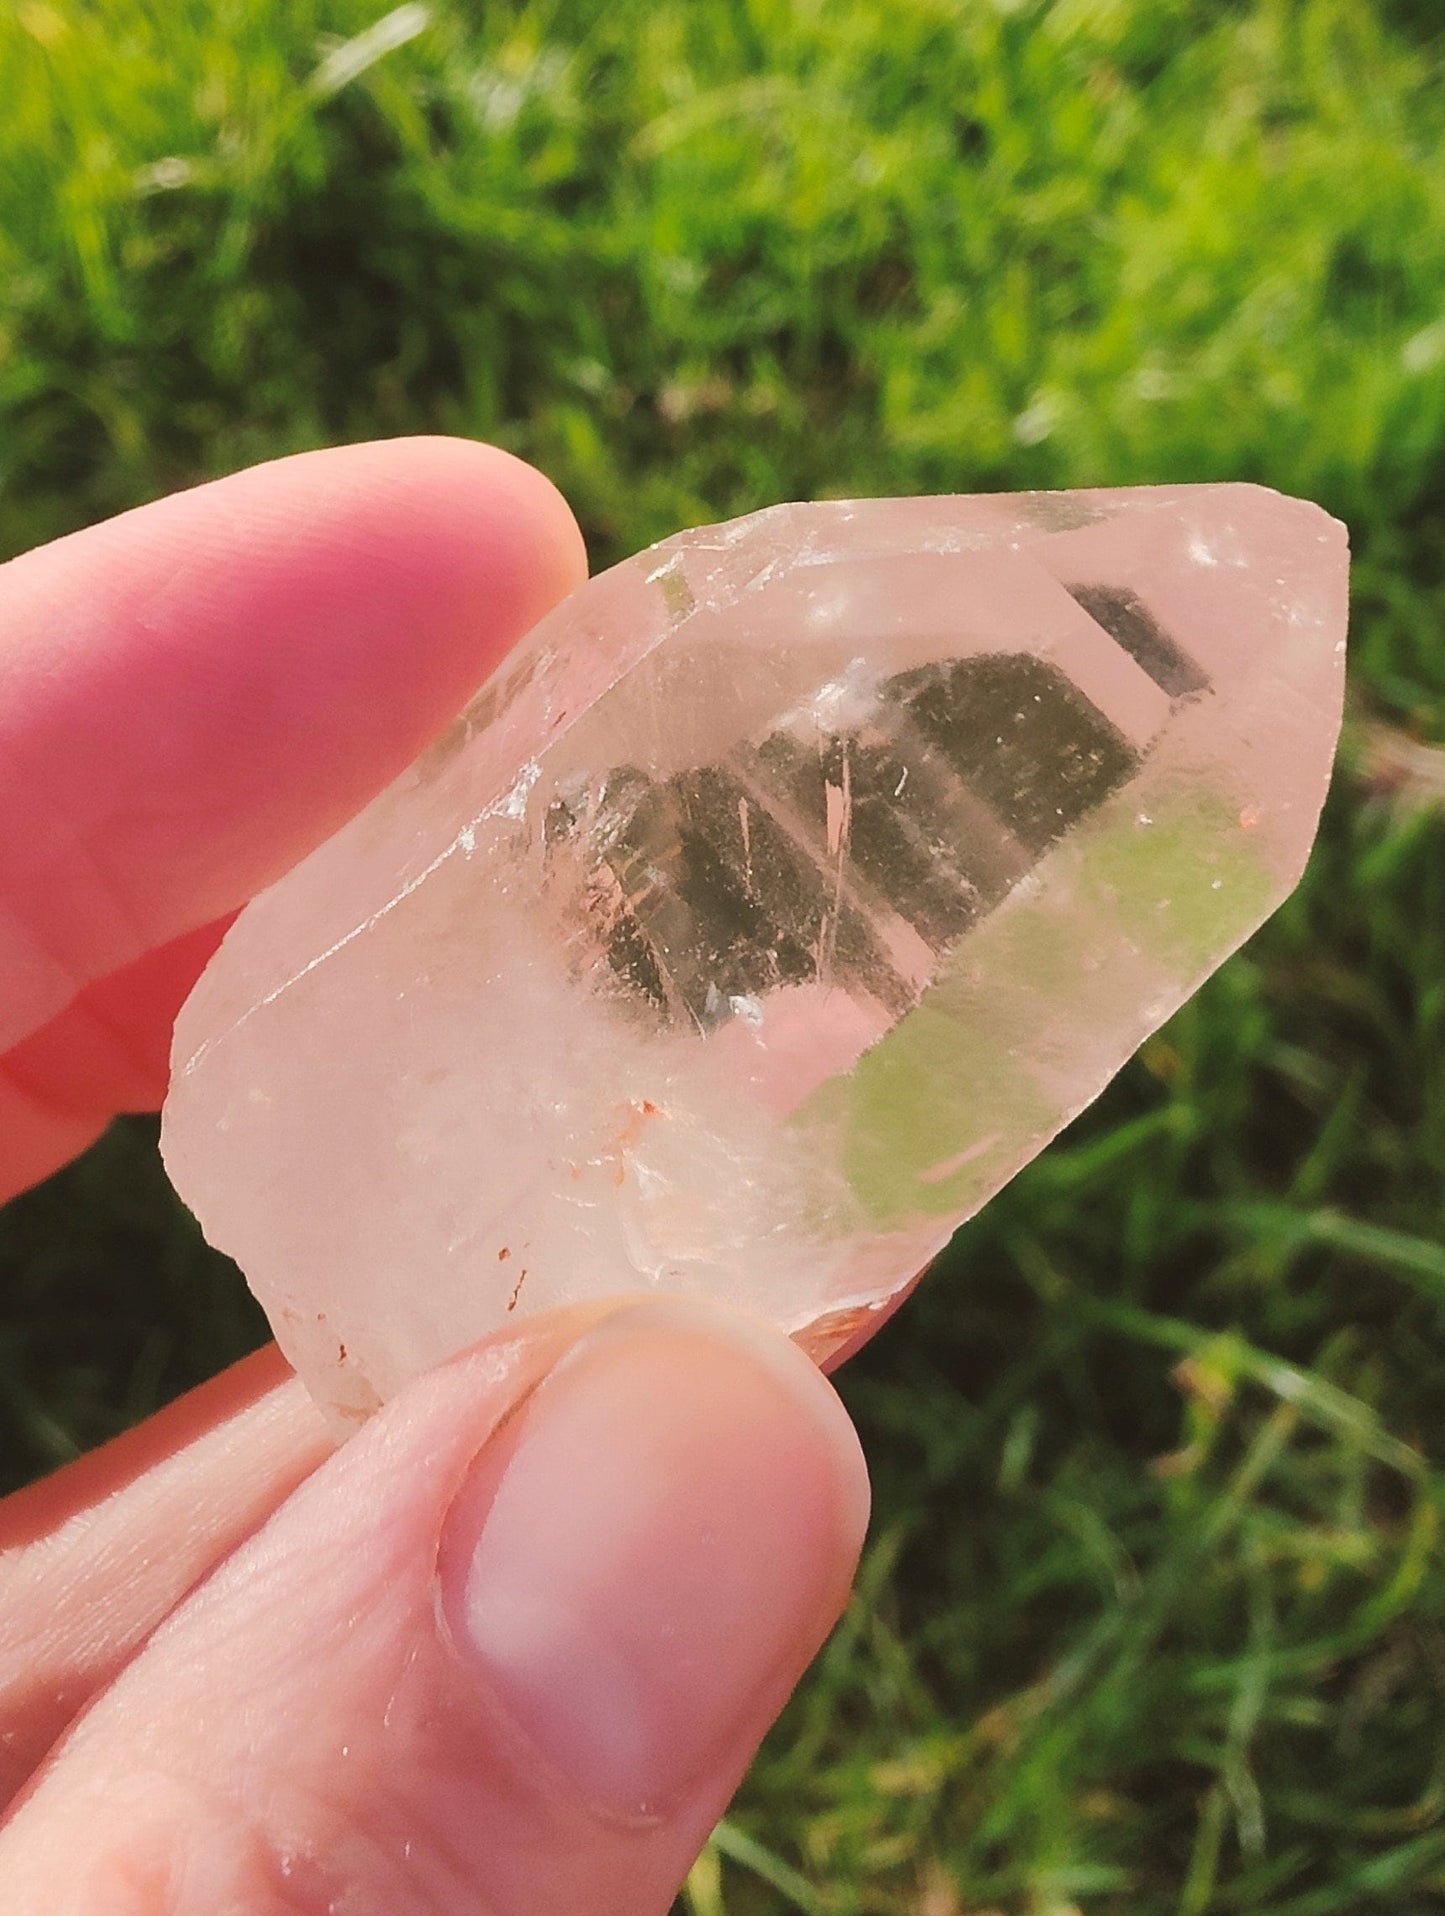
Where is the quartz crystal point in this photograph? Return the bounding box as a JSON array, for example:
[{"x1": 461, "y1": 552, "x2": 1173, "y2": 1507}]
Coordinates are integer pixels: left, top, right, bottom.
[{"x1": 161, "y1": 486, "x2": 1348, "y2": 1427}]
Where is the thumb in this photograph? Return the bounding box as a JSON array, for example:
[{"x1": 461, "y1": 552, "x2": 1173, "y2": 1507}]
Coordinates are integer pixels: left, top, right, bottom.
[{"x1": 0, "y1": 1298, "x2": 869, "y2": 1916}]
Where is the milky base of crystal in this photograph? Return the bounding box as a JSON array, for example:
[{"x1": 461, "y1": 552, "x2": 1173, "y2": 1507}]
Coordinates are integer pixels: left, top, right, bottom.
[{"x1": 161, "y1": 486, "x2": 1348, "y2": 1426}]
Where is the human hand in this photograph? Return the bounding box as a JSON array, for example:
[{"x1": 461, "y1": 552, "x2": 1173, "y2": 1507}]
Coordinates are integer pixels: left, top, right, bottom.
[{"x1": 0, "y1": 441, "x2": 869, "y2": 1913}]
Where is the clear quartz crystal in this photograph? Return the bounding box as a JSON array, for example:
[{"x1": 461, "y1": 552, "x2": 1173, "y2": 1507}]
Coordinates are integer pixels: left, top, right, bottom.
[{"x1": 161, "y1": 486, "x2": 1348, "y2": 1426}]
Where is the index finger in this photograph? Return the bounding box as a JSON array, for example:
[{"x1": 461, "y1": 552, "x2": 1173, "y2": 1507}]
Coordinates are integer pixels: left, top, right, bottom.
[{"x1": 0, "y1": 437, "x2": 587, "y2": 1054}]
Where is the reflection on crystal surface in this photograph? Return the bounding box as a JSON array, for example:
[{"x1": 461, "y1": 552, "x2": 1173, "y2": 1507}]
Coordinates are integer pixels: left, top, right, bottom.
[{"x1": 162, "y1": 486, "x2": 1349, "y2": 1427}]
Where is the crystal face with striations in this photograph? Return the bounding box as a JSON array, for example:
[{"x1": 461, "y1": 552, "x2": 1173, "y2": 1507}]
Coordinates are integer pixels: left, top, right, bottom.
[{"x1": 161, "y1": 486, "x2": 1348, "y2": 1426}]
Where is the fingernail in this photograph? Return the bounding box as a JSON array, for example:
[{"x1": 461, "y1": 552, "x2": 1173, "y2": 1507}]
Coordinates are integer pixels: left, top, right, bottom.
[{"x1": 438, "y1": 1299, "x2": 869, "y2": 1819}]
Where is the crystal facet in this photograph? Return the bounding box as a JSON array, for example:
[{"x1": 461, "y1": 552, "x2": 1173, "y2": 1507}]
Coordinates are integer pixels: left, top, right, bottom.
[{"x1": 161, "y1": 486, "x2": 1348, "y2": 1426}]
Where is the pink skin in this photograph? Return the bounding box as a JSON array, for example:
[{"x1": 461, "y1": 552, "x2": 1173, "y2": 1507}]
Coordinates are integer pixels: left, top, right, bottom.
[{"x1": 0, "y1": 443, "x2": 871, "y2": 1915}]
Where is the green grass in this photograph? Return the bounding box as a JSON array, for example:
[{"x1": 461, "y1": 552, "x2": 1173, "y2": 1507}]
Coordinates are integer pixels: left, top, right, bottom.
[{"x1": 2, "y1": 0, "x2": 1444, "y2": 1908}]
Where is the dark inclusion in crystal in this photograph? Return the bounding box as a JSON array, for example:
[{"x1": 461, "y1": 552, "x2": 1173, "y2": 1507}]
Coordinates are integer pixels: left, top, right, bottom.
[
  {"x1": 554, "y1": 611, "x2": 1209, "y2": 1028},
  {"x1": 890, "y1": 654, "x2": 1140, "y2": 857},
  {"x1": 1065, "y1": 584, "x2": 1210, "y2": 701},
  {"x1": 582, "y1": 762, "x2": 883, "y2": 1020}
]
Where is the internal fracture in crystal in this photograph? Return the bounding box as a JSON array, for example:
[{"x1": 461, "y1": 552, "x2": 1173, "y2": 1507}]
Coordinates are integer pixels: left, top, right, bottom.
[{"x1": 161, "y1": 485, "x2": 1349, "y2": 1426}]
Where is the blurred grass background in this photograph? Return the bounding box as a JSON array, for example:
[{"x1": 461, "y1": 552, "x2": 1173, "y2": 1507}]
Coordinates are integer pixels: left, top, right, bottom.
[{"x1": 2, "y1": 0, "x2": 1445, "y2": 1909}]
